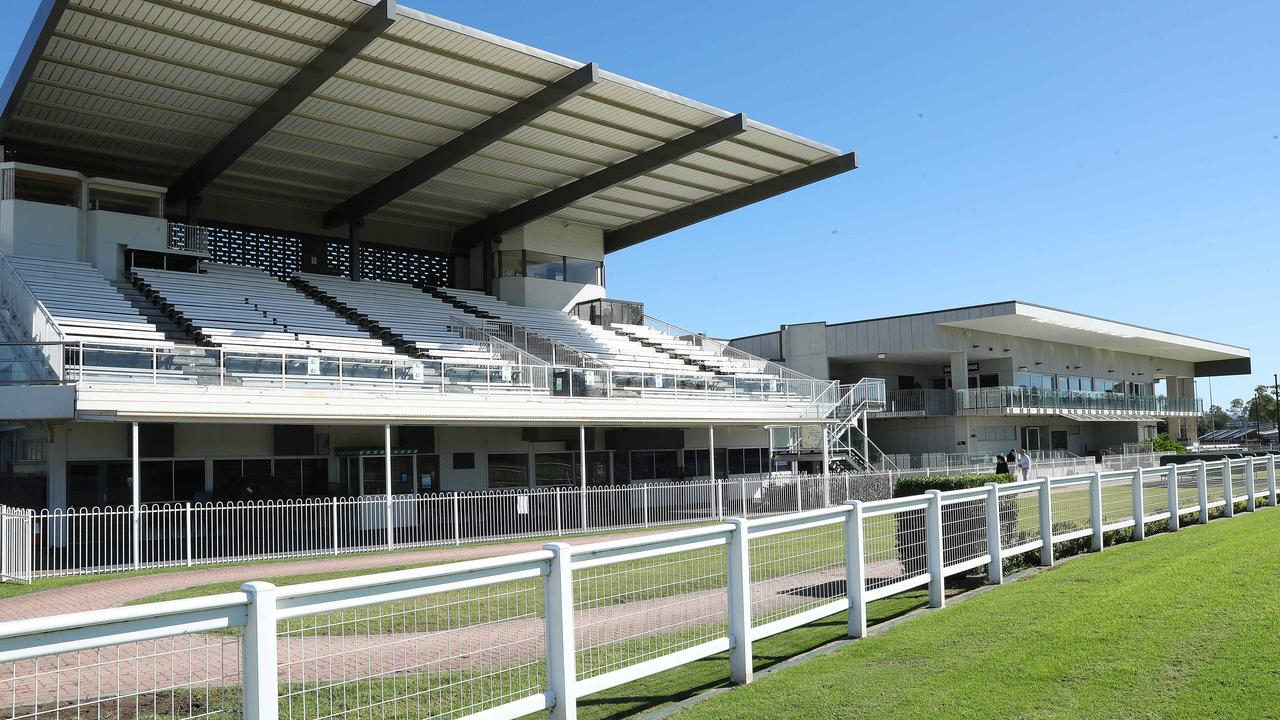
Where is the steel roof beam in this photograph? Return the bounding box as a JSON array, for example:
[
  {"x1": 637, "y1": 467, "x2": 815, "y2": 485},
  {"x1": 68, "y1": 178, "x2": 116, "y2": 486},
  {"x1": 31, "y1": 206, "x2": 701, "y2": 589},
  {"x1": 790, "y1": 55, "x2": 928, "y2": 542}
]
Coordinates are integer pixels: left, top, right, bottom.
[
  {"x1": 165, "y1": 0, "x2": 397, "y2": 205},
  {"x1": 603, "y1": 152, "x2": 859, "y2": 253},
  {"x1": 0, "y1": 0, "x2": 69, "y2": 141},
  {"x1": 452, "y1": 113, "x2": 748, "y2": 249},
  {"x1": 322, "y1": 63, "x2": 599, "y2": 229}
]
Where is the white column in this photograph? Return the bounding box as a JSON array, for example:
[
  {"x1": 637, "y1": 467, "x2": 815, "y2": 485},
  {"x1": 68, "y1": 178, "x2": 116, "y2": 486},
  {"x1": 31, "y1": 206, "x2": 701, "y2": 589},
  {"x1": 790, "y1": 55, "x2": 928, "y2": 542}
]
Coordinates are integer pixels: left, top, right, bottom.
[
  {"x1": 1038, "y1": 477, "x2": 1053, "y2": 566},
  {"x1": 861, "y1": 415, "x2": 870, "y2": 469},
  {"x1": 579, "y1": 425, "x2": 588, "y2": 530},
  {"x1": 241, "y1": 581, "x2": 280, "y2": 720},
  {"x1": 984, "y1": 482, "x2": 1003, "y2": 585},
  {"x1": 926, "y1": 490, "x2": 944, "y2": 608},
  {"x1": 384, "y1": 423, "x2": 393, "y2": 549},
  {"x1": 131, "y1": 421, "x2": 140, "y2": 570},
  {"x1": 1223, "y1": 460, "x2": 1235, "y2": 518},
  {"x1": 1269, "y1": 454, "x2": 1278, "y2": 507},
  {"x1": 844, "y1": 500, "x2": 867, "y2": 637},
  {"x1": 1131, "y1": 468, "x2": 1145, "y2": 541},
  {"x1": 1245, "y1": 459, "x2": 1256, "y2": 512},
  {"x1": 1196, "y1": 461, "x2": 1208, "y2": 525},
  {"x1": 726, "y1": 518, "x2": 752, "y2": 684},
  {"x1": 1088, "y1": 471, "x2": 1104, "y2": 552},
  {"x1": 821, "y1": 426, "x2": 831, "y2": 477},
  {"x1": 544, "y1": 543, "x2": 577, "y2": 720},
  {"x1": 709, "y1": 425, "x2": 719, "y2": 519}
]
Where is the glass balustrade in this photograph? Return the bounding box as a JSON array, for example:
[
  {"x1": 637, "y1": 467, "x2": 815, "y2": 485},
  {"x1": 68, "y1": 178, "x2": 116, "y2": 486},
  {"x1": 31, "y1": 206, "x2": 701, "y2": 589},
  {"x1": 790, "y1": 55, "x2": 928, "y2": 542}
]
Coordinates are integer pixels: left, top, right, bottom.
[{"x1": 882, "y1": 387, "x2": 1202, "y2": 415}]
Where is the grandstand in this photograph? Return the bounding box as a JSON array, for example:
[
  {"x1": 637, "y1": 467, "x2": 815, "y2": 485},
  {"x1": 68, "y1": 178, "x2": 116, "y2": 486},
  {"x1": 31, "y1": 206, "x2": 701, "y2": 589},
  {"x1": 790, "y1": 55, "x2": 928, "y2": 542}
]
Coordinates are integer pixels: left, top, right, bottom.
[{"x1": 0, "y1": 0, "x2": 861, "y2": 510}]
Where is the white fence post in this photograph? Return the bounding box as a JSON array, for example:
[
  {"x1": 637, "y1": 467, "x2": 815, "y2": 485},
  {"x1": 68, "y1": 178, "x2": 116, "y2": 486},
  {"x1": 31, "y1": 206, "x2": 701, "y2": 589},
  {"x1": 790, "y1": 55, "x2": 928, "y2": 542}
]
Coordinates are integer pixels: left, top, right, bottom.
[
  {"x1": 726, "y1": 518, "x2": 753, "y2": 684},
  {"x1": 1223, "y1": 460, "x2": 1235, "y2": 519},
  {"x1": 453, "y1": 493, "x2": 462, "y2": 545},
  {"x1": 1131, "y1": 468, "x2": 1145, "y2": 541},
  {"x1": 544, "y1": 543, "x2": 577, "y2": 720},
  {"x1": 926, "y1": 489, "x2": 944, "y2": 609},
  {"x1": 1269, "y1": 454, "x2": 1278, "y2": 507},
  {"x1": 331, "y1": 497, "x2": 339, "y2": 555},
  {"x1": 131, "y1": 421, "x2": 141, "y2": 570},
  {"x1": 1038, "y1": 477, "x2": 1053, "y2": 566},
  {"x1": 984, "y1": 483, "x2": 1003, "y2": 585},
  {"x1": 844, "y1": 501, "x2": 867, "y2": 638},
  {"x1": 1245, "y1": 459, "x2": 1257, "y2": 512},
  {"x1": 642, "y1": 484, "x2": 650, "y2": 528},
  {"x1": 184, "y1": 502, "x2": 193, "y2": 566},
  {"x1": 1196, "y1": 461, "x2": 1208, "y2": 525},
  {"x1": 1089, "y1": 471, "x2": 1104, "y2": 552},
  {"x1": 241, "y1": 581, "x2": 279, "y2": 720}
]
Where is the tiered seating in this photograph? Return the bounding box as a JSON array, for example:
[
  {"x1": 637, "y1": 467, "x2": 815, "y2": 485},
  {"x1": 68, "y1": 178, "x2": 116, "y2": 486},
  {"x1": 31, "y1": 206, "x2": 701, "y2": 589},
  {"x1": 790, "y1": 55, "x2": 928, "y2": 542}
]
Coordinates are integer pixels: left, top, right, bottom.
[
  {"x1": 132, "y1": 264, "x2": 396, "y2": 357},
  {"x1": 612, "y1": 323, "x2": 769, "y2": 376},
  {"x1": 294, "y1": 273, "x2": 505, "y2": 366},
  {"x1": 439, "y1": 288, "x2": 710, "y2": 377},
  {"x1": 6, "y1": 255, "x2": 169, "y2": 346}
]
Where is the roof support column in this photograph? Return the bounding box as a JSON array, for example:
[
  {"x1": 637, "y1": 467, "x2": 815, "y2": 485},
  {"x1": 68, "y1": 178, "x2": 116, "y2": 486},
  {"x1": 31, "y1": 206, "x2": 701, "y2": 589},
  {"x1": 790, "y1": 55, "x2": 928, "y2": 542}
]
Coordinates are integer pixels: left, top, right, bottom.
[
  {"x1": 481, "y1": 236, "x2": 494, "y2": 295},
  {"x1": 385, "y1": 423, "x2": 393, "y2": 549},
  {"x1": 579, "y1": 425, "x2": 588, "y2": 530},
  {"x1": 349, "y1": 220, "x2": 363, "y2": 281},
  {"x1": 950, "y1": 351, "x2": 969, "y2": 395}
]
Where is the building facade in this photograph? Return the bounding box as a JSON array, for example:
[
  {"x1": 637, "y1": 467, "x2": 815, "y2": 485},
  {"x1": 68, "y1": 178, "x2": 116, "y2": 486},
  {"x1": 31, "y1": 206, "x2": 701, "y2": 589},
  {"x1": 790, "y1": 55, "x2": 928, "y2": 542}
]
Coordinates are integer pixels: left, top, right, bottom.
[{"x1": 732, "y1": 302, "x2": 1251, "y2": 466}]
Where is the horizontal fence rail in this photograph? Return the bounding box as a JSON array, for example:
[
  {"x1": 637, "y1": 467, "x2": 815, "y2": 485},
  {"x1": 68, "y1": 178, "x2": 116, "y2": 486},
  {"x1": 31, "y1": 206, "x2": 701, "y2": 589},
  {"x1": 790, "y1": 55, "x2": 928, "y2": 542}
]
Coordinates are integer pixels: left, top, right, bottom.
[
  {"x1": 0, "y1": 454, "x2": 1274, "y2": 720},
  {"x1": 9, "y1": 453, "x2": 1175, "y2": 581}
]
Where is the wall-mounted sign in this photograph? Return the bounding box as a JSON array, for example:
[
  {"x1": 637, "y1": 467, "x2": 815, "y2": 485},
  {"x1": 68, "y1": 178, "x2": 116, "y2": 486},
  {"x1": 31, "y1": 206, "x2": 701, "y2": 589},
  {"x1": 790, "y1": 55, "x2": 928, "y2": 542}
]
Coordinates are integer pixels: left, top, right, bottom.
[{"x1": 942, "y1": 362, "x2": 980, "y2": 374}]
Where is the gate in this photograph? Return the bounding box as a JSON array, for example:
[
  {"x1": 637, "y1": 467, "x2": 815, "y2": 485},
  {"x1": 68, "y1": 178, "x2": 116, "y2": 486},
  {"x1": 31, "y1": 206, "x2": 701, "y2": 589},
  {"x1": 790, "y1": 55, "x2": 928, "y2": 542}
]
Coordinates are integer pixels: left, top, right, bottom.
[{"x1": 1, "y1": 504, "x2": 33, "y2": 583}]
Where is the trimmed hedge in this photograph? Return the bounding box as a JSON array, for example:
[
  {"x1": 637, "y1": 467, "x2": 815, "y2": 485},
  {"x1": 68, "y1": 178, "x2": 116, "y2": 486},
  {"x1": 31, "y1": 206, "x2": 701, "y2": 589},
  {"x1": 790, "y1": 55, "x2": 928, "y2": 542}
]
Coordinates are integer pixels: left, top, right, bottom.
[
  {"x1": 892, "y1": 473, "x2": 1017, "y2": 567},
  {"x1": 893, "y1": 473, "x2": 1014, "y2": 498}
]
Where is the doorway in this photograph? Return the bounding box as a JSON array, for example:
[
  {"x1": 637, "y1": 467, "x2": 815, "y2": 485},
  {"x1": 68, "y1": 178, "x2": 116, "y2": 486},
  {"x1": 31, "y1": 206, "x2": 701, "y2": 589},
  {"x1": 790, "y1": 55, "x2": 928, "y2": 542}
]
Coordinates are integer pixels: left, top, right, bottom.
[{"x1": 1021, "y1": 427, "x2": 1041, "y2": 452}]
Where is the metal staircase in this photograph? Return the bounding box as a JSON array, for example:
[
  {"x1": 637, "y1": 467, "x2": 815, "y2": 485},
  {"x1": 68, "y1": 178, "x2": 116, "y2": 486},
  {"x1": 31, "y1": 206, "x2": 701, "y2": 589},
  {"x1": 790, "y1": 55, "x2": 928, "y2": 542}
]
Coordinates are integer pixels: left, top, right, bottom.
[{"x1": 771, "y1": 378, "x2": 898, "y2": 472}]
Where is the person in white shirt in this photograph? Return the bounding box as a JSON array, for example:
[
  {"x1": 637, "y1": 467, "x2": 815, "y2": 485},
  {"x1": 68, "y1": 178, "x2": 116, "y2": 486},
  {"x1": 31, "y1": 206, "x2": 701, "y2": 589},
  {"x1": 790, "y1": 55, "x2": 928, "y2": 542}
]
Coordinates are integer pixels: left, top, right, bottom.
[{"x1": 1016, "y1": 449, "x2": 1032, "y2": 481}]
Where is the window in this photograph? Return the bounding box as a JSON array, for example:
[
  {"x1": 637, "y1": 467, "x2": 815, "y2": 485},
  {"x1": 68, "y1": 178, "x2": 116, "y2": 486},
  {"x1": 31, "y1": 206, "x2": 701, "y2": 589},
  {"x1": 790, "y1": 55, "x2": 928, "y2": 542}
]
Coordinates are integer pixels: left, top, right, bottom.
[
  {"x1": 453, "y1": 452, "x2": 475, "y2": 470},
  {"x1": 17, "y1": 438, "x2": 44, "y2": 462},
  {"x1": 88, "y1": 186, "x2": 160, "y2": 216},
  {"x1": 629, "y1": 450, "x2": 679, "y2": 481},
  {"x1": 492, "y1": 249, "x2": 603, "y2": 286},
  {"x1": 10, "y1": 169, "x2": 79, "y2": 206},
  {"x1": 1016, "y1": 372, "x2": 1053, "y2": 390},
  {"x1": 535, "y1": 452, "x2": 576, "y2": 486},
  {"x1": 487, "y1": 453, "x2": 529, "y2": 488},
  {"x1": 975, "y1": 426, "x2": 1017, "y2": 442}
]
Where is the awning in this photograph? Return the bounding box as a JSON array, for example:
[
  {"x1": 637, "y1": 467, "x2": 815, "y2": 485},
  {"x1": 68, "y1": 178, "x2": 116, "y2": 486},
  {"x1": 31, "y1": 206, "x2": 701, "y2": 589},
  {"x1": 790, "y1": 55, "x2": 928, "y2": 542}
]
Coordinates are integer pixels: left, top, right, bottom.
[{"x1": 1058, "y1": 412, "x2": 1159, "y2": 423}]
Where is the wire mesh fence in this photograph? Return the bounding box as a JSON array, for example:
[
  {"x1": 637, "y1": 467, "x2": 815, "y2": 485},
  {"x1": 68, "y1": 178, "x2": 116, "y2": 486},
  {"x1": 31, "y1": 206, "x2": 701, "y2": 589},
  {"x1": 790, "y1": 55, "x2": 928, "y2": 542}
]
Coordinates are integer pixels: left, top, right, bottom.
[
  {"x1": 862, "y1": 503, "x2": 929, "y2": 596},
  {"x1": 748, "y1": 522, "x2": 845, "y2": 627}
]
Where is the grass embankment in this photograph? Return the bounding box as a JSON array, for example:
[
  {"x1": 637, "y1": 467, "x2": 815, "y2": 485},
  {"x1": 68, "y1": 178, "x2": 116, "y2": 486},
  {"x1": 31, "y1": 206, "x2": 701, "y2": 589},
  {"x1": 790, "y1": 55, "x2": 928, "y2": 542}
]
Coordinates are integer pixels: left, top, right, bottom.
[{"x1": 674, "y1": 506, "x2": 1280, "y2": 720}]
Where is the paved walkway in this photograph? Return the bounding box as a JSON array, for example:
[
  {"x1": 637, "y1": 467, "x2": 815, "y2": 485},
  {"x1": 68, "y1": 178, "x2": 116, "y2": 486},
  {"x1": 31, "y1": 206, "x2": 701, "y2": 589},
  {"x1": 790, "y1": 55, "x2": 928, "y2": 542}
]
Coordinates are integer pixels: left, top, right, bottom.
[{"x1": 0, "y1": 529, "x2": 689, "y2": 622}]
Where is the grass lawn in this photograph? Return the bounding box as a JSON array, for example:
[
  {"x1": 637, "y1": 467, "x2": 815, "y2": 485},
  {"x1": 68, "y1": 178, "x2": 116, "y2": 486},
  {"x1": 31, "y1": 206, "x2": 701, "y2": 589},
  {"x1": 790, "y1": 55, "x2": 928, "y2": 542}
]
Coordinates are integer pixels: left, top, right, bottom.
[{"x1": 673, "y1": 507, "x2": 1280, "y2": 720}]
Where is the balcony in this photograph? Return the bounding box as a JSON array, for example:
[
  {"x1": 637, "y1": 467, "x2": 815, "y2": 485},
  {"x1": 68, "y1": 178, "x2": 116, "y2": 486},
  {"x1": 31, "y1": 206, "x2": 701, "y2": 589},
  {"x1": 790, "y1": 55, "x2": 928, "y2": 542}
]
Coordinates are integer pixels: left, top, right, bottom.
[{"x1": 878, "y1": 387, "x2": 1202, "y2": 418}]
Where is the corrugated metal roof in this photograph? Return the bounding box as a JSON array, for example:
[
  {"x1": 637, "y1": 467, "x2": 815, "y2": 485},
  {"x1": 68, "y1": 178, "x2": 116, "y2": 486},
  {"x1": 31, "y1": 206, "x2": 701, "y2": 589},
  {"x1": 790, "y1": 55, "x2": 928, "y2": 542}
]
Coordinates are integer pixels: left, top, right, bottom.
[{"x1": 3, "y1": 0, "x2": 851, "y2": 238}]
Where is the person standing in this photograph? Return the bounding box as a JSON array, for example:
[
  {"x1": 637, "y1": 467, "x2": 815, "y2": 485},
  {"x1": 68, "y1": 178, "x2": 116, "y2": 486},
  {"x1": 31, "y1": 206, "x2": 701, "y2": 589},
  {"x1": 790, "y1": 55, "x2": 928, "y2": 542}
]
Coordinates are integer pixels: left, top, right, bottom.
[
  {"x1": 995, "y1": 454, "x2": 1010, "y2": 476},
  {"x1": 1016, "y1": 448, "x2": 1032, "y2": 481}
]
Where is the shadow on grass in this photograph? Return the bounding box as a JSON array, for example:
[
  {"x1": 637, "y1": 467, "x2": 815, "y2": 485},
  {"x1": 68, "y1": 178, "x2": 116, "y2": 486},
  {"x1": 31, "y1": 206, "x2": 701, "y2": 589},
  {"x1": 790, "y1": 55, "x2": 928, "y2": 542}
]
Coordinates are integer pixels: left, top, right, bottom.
[{"x1": 568, "y1": 574, "x2": 987, "y2": 720}]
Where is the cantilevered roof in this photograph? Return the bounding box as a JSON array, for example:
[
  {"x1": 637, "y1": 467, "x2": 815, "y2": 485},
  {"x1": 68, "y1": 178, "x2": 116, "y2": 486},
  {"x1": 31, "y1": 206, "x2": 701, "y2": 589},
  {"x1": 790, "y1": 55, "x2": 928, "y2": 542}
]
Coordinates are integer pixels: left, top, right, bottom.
[
  {"x1": 934, "y1": 302, "x2": 1249, "y2": 365},
  {"x1": 0, "y1": 0, "x2": 854, "y2": 248}
]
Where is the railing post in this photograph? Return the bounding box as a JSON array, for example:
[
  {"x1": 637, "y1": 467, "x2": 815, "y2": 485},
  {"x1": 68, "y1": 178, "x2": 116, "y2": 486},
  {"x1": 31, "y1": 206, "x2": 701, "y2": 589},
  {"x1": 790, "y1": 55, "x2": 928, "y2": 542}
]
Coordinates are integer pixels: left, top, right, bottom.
[
  {"x1": 131, "y1": 421, "x2": 141, "y2": 570},
  {"x1": 544, "y1": 543, "x2": 577, "y2": 720},
  {"x1": 184, "y1": 502, "x2": 193, "y2": 567},
  {"x1": 925, "y1": 489, "x2": 944, "y2": 609},
  {"x1": 1245, "y1": 459, "x2": 1257, "y2": 512},
  {"x1": 1089, "y1": 471, "x2": 1104, "y2": 552},
  {"x1": 452, "y1": 493, "x2": 462, "y2": 545},
  {"x1": 1038, "y1": 477, "x2": 1053, "y2": 566},
  {"x1": 1223, "y1": 460, "x2": 1235, "y2": 518},
  {"x1": 844, "y1": 501, "x2": 867, "y2": 638},
  {"x1": 241, "y1": 581, "x2": 279, "y2": 720},
  {"x1": 1192, "y1": 461, "x2": 1203, "y2": 525},
  {"x1": 642, "y1": 484, "x2": 650, "y2": 528},
  {"x1": 1269, "y1": 454, "x2": 1278, "y2": 507},
  {"x1": 331, "y1": 497, "x2": 339, "y2": 555},
  {"x1": 1130, "y1": 468, "x2": 1145, "y2": 541},
  {"x1": 726, "y1": 518, "x2": 753, "y2": 684},
  {"x1": 984, "y1": 482, "x2": 1003, "y2": 585}
]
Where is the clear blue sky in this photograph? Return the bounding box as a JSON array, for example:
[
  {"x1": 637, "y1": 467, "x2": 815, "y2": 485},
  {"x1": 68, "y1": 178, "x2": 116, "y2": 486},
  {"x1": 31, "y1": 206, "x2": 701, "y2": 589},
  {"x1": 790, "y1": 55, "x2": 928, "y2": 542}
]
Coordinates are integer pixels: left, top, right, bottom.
[{"x1": 2, "y1": 1, "x2": 1276, "y2": 406}]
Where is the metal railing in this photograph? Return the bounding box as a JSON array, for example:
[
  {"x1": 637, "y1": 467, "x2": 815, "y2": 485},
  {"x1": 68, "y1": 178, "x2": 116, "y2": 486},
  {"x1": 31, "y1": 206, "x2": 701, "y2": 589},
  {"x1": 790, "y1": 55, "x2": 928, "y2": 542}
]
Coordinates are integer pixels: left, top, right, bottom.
[
  {"x1": 472, "y1": 316, "x2": 605, "y2": 369},
  {"x1": 166, "y1": 222, "x2": 210, "y2": 253},
  {"x1": 0, "y1": 253, "x2": 64, "y2": 379},
  {"x1": 0, "y1": 340, "x2": 836, "y2": 407},
  {"x1": 571, "y1": 297, "x2": 644, "y2": 328},
  {"x1": 642, "y1": 313, "x2": 820, "y2": 384},
  {"x1": 2, "y1": 454, "x2": 1274, "y2": 720},
  {"x1": 880, "y1": 387, "x2": 1202, "y2": 416}
]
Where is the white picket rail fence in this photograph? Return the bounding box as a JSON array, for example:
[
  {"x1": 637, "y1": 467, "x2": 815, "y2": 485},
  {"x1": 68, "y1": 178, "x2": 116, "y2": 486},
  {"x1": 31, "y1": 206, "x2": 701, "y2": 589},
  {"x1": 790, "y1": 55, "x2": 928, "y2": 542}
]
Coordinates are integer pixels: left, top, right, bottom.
[
  {"x1": 0, "y1": 505, "x2": 33, "y2": 583},
  {"x1": 0, "y1": 454, "x2": 1274, "y2": 720},
  {"x1": 8, "y1": 453, "x2": 1160, "y2": 581}
]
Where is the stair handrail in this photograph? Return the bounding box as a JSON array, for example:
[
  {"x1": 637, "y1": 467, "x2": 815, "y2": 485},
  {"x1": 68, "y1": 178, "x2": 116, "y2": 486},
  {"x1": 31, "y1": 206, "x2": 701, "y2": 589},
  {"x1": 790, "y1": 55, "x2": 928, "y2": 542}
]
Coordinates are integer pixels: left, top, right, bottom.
[
  {"x1": 0, "y1": 252, "x2": 65, "y2": 379},
  {"x1": 445, "y1": 315, "x2": 550, "y2": 369},
  {"x1": 641, "y1": 312, "x2": 825, "y2": 384},
  {"x1": 480, "y1": 317, "x2": 606, "y2": 370}
]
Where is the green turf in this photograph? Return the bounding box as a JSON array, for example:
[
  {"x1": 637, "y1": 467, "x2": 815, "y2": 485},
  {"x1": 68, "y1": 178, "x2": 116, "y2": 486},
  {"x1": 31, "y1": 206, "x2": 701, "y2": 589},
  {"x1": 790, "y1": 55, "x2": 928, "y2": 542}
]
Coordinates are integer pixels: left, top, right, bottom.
[{"x1": 672, "y1": 507, "x2": 1280, "y2": 720}]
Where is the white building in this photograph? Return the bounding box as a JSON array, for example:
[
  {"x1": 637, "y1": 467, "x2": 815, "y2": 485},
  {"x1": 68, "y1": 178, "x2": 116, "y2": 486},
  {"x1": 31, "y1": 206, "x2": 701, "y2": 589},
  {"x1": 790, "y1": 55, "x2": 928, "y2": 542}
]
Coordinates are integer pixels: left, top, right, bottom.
[
  {"x1": 731, "y1": 302, "x2": 1251, "y2": 467},
  {"x1": 0, "y1": 0, "x2": 859, "y2": 511}
]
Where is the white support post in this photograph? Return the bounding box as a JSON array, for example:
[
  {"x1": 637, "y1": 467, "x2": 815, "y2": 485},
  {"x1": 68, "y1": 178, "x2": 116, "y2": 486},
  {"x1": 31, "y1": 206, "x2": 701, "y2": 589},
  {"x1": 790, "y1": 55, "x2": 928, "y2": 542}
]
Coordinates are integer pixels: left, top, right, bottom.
[
  {"x1": 453, "y1": 493, "x2": 462, "y2": 545},
  {"x1": 544, "y1": 543, "x2": 577, "y2": 720},
  {"x1": 1196, "y1": 461, "x2": 1208, "y2": 525},
  {"x1": 708, "y1": 426, "x2": 721, "y2": 519},
  {"x1": 726, "y1": 518, "x2": 753, "y2": 684},
  {"x1": 184, "y1": 502, "x2": 193, "y2": 566},
  {"x1": 1245, "y1": 459, "x2": 1257, "y2": 512},
  {"x1": 331, "y1": 497, "x2": 339, "y2": 555},
  {"x1": 844, "y1": 501, "x2": 867, "y2": 638},
  {"x1": 1269, "y1": 455, "x2": 1278, "y2": 507},
  {"x1": 984, "y1": 483, "x2": 1003, "y2": 585},
  {"x1": 1131, "y1": 468, "x2": 1145, "y2": 541},
  {"x1": 926, "y1": 489, "x2": 944, "y2": 609},
  {"x1": 1038, "y1": 477, "x2": 1053, "y2": 566},
  {"x1": 1223, "y1": 460, "x2": 1235, "y2": 518},
  {"x1": 579, "y1": 425, "x2": 588, "y2": 530},
  {"x1": 1089, "y1": 471, "x2": 1104, "y2": 552},
  {"x1": 384, "y1": 423, "x2": 394, "y2": 549},
  {"x1": 131, "y1": 421, "x2": 140, "y2": 570},
  {"x1": 821, "y1": 426, "x2": 831, "y2": 477},
  {"x1": 241, "y1": 581, "x2": 279, "y2": 720},
  {"x1": 741, "y1": 476, "x2": 748, "y2": 517}
]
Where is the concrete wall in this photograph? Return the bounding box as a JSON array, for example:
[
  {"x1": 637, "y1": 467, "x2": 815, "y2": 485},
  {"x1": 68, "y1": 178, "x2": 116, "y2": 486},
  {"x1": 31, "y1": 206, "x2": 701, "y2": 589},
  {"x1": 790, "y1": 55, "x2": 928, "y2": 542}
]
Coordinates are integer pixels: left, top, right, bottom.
[
  {"x1": 779, "y1": 322, "x2": 830, "y2": 380},
  {"x1": 85, "y1": 211, "x2": 167, "y2": 279},
  {"x1": 0, "y1": 200, "x2": 81, "y2": 260},
  {"x1": 495, "y1": 275, "x2": 605, "y2": 311},
  {"x1": 494, "y1": 219, "x2": 607, "y2": 310}
]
